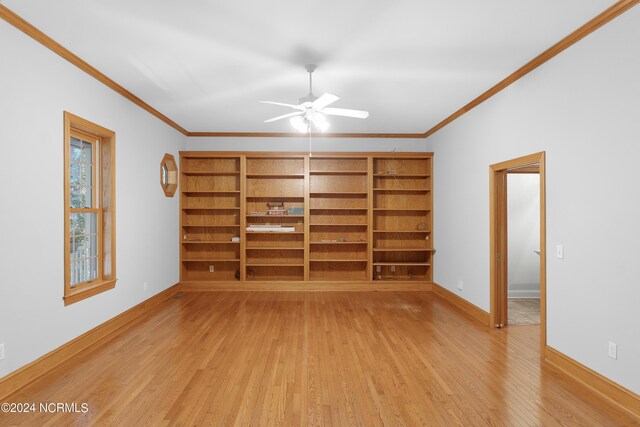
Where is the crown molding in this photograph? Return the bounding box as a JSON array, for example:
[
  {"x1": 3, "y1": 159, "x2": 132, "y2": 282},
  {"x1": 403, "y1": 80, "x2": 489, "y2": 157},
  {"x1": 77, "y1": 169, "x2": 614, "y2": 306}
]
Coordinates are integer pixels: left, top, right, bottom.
[
  {"x1": 2, "y1": 1, "x2": 637, "y2": 140},
  {"x1": 0, "y1": 4, "x2": 189, "y2": 135},
  {"x1": 187, "y1": 132, "x2": 425, "y2": 138},
  {"x1": 423, "y1": 0, "x2": 639, "y2": 138}
]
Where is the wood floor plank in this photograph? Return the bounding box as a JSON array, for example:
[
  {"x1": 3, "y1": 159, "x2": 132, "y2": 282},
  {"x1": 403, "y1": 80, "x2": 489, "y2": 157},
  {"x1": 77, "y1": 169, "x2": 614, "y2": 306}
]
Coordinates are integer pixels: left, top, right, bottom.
[{"x1": 1, "y1": 291, "x2": 638, "y2": 426}]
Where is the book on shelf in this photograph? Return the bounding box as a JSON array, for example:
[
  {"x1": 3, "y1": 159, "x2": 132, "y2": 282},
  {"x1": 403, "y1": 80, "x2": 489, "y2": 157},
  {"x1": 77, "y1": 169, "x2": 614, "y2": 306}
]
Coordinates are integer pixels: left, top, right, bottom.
[
  {"x1": 249, "y1": 211, "x2": 267, "y2": 216},
  {"x1": 267, "y1": 210, "x2": 286, "y2": 216}
]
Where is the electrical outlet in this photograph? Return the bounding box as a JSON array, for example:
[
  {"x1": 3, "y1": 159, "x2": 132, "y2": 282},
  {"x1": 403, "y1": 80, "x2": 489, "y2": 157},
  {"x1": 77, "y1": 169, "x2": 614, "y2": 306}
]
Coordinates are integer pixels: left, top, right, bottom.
[
  {"x1": 608, "y1": 342, "x2": 617, "y2": 359},
  {"x1": 457, "y1": 281, "x2": 464, "y2": 291},
  {"x1": 390, "y1": 265, "x2": 396, "y2": 273},
  {"x1": 209, "y1": 265, "x2": 215, "y2": 273},
  {"x1": 0, "y1": 343, "x2": 5, "y2": 361},
  {"x1": 143, "y1": 281, "x2": 148, "y2": 291}
]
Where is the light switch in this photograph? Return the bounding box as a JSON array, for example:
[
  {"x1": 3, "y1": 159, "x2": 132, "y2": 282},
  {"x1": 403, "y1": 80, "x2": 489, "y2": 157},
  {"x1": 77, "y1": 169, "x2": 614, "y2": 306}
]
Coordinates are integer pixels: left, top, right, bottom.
[{"x1": 556, "y1": 244, "x2": 564, "y2": 259}]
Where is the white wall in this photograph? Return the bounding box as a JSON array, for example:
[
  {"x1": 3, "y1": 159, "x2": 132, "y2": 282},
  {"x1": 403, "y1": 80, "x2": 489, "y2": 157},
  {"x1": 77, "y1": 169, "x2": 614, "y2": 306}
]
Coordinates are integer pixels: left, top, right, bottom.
[
  {"x1": 430, "y1": 7, "x2": 640, "y2": 393},
  {"x1": 186, "y1": 137, "x2": 432, "y2": 153},
  {"x1": 0, "y1": 21, "x2": 184, "y2": 377},
  {"x1": 507, "y1": 174, "x2": 540, "y2": 298}
]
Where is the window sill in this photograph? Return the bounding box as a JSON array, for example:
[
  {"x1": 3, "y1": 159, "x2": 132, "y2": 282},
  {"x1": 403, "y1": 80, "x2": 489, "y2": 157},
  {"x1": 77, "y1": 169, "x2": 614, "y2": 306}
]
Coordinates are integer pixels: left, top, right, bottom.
[{"x1": 64, "y1": 279, "x2": 117, "y2": 306}]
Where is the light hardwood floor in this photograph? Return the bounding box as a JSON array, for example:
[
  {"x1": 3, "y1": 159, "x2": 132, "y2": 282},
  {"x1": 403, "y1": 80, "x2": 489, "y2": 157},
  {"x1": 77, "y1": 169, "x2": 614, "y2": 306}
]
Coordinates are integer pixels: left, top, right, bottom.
[{"x1": 1, "y1": 291, "x2": 638, "y2": 426}]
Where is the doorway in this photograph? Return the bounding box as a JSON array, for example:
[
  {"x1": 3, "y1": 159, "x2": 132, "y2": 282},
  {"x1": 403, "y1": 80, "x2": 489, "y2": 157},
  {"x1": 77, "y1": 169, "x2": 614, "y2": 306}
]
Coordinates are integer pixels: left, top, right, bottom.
[{"x1": 490, "y1": 152, "x2": 546, "y2": 347}]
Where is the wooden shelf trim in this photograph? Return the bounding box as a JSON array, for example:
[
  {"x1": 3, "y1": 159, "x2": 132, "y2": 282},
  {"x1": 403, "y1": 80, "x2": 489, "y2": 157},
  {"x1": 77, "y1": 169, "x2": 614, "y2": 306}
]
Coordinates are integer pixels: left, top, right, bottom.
[
  {"x1": 182, "y1": 259, "x2": 241, "y2": 262},
  {"x1": 309, "y1": 170, "x2": 368, "y2": 175},
  {"x1": 310, "y1": 192, "x2": 368, "y2": 195},
  {"x1": 183, "y1": 171, "x2": 240, "y2": 176},
  {"x1": 183, "y1": 241, "x2": 240, "y2": 244},
  {"x1": 183, "y1": 190, "x2": 240, "y2": 194},
  {"x1": 373, "y1": 230, "x2": 430, "y2": 233},
  {"x1": 373, "y1": 174, "x2": 432, "y2": 177},
  {"x1": 246, "y1": 174, "x2": 305, "y2": 178},
  {"x1": 183, "y1": 207, "x2": 240, "y2": 211},
  {"x1": 310, "y1": 259, "x2": 368, "y2": 262},
  {"x1": 310, "y1": 223, "x2": 367, "y2": 227},
  {"x1": 373, "y1": 208, "x2": 431, "y2": 212},
  {"x1": 309, "y1": 208, "x2": 368, "y2": 211},
  {"x1": 373, "y1": 248, "x2": 434, "y2": 252},
  {"x1": 373, "y1": 262, "x2": 431, "y2": 266},
  {"x1": 373, "y1": 188, "x2": 431, "y2": 192},
  {"x1": 246, "y1": 247, "x2": 304, "y2": 250},
  {"x1": 246, "y1": 263, "x2": 305, "y2": 267},
  {"x1": 310, "y1": 241, "x2": 368, "y2": 245},
  {"x1": 182, "y1": 224, "x2": 240, "y2": 228}
]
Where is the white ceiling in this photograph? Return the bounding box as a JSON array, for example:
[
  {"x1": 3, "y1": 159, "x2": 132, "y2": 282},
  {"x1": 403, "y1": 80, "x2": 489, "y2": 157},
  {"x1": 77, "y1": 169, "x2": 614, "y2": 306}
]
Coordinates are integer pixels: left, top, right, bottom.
[{"x1": 4, "y1": 0, "x2": 615, "y2": 134}]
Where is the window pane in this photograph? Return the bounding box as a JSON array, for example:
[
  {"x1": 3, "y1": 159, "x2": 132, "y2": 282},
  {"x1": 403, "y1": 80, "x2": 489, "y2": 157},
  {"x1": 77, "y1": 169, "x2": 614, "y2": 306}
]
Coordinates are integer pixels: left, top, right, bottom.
[
  {"x1": 70, "y1": 212, "x2": 97, "y2": 250},
  {"x1": 70, "y1": 258, "x2": 98, "y2": 288},
  {"x1": 70, "y1": 185, "x2": 93, "y2": 209},
  {"x1": 71, "y1": 137, "x2": 82, "y2": 161},
  {"x1": 81, "y1": 140, "x2": 93, "y2": 164}
]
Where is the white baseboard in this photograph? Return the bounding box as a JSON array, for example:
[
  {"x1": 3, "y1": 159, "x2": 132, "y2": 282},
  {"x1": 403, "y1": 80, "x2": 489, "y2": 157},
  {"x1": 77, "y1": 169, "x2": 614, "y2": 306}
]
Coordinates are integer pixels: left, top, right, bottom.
[{"x1": 508, "y1": 290, "x2": 540, "y2": 298}]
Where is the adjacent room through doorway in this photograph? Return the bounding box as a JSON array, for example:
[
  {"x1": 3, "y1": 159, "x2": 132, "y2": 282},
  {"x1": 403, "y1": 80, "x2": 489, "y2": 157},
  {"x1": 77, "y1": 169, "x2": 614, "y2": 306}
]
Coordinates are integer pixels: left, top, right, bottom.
[{"x1": 507, "y1": 169, "x2": 541, "y2": 325}]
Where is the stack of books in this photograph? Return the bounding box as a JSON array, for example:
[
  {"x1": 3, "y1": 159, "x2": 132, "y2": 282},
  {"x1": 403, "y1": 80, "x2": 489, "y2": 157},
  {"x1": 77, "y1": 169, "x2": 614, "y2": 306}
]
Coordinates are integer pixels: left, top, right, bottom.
[{"x1": 267, "y1": 201, "x2": 285, "y2": 215}]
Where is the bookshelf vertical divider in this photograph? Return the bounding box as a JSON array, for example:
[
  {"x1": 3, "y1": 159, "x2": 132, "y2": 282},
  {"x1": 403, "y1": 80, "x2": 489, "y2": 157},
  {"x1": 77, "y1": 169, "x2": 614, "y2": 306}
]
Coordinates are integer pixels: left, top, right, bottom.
[
  {"x1": 179, "y1": 152, "x2": 432, "y2": 286},
  {"x1": 304, "y1": 155, "x2": 310, "y2": 281},
  {"x1": 239, "y1": 155, "x2": 247, "y2": 281},
  {"x1": 367, "y1": 156, "x2": 375, "y2": 280}
]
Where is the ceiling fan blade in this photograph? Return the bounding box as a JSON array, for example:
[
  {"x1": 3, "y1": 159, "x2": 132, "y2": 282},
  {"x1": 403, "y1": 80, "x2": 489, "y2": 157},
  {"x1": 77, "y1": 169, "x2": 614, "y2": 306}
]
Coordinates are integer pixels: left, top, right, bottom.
[
  {"x1": 264, "y1": 111, "x2": 304, "y2": 123},
  {"x1": 312, "y1": 93, "x2": 340, "y2": 110},
  {"x1": 260, "y1": 100, "x2": 303, "y2": 110},
  {"x1": 322, "y1": 107, "x2": 369, "y2": 119}
]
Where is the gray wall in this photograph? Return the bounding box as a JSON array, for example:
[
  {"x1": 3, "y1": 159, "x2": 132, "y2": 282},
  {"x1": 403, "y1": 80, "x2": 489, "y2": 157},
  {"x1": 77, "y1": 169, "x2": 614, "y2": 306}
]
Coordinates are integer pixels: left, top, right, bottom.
[
  {"x1": 0, "y1": 20, "x2": 184, "y2": 377},
  {"x1": 429, "y1": 7, "x2": 640, "y2": 393}
]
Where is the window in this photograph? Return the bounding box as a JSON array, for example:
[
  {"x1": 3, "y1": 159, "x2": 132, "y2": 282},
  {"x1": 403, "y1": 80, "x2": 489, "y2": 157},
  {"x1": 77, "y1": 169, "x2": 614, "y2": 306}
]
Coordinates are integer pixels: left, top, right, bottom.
[{"x1": 64, "y1": 112, "x2": 116, "y2": 305}]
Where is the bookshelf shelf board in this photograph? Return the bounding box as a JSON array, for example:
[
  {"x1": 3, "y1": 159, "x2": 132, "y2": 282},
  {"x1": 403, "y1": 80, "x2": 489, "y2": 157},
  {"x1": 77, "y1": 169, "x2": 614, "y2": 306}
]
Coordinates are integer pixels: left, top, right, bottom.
[
  {"x1": 182, "y1": 259, "x2": 241, "y2": 262},
  {"x1": 183, "y1": 207, "x2": 240, "y2": 211},
  {"x1": 183, "y1": 171, "x2": 240, "y2": 176},
  {"x1": 373, "y1": 174, "x2": 431, "y2": 177},
  {"x1": 245, "y1": 196, "x2": 304, "y2": 200},
  {"x1": 373, "y1": 188, "x2": 430, "y2": 192},
  {"x1": 373, "y1": 248, "x2": 434, "y2": 252},
  {"x1": 310, "y1": 223, "x2": 367, "y2": 227},
  {"x1": 246, "y1": 247, "x2": 304, "y2": 251},
  {"x1": 373, "y1": 230, "x2": 430, "y2": 233},
  {"x1": 310, "y1": 259, "x2": 368, "y2": 263},
  {"x1": 247, "y1": 214, "x2": 305, "y2": 218},
  {"x1": 309, "y1": 208, "x2": 367, "y2": 211},
  {"x1": 245, "y1": 231, "x2": 305, "y2": 235},
  {"x1": 373, "y1": 208, "x2": 431, "y2": 212},
  {"x1": 182, "y1": 224, "x2": 240, "y2": 228},
  {"x1": 246, "y1": 174, "x2": 305, "y2": 178},
  {"x1": 309, "y1": 170, "x2": 368, "y2": 175},
  {"x1": 246, "y1": 263, "x2": 305, "y2": 267},
  {"x1": 373, "y1": 262, "x2": 431, "y2": 266},
  {"x1": 184, "y1": 190, "x2": 241, "y2": 194},
  {"x1": 310, "y1": 192, "x2": 368, "y2": 196},
  {"x1": 182, "y1": 241, "x2": 240, "y2": 244},
  {"x1": 310, "y1": 241, "x2": 367, "y2": 245}
]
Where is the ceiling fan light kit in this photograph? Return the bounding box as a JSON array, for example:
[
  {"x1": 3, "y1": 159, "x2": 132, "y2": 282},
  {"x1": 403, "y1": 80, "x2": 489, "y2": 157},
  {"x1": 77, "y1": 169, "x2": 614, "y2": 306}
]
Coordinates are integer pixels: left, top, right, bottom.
[{"x1": 261, "y1": 64, "x2": 369, "y2": 133}]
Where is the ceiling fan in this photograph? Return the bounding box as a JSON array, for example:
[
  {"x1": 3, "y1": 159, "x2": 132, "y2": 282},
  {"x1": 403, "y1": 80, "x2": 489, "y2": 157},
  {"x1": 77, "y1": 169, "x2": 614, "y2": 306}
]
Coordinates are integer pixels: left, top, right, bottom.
[{"x1": 261, "y1": 64, "x2": 369, "y2": 133}]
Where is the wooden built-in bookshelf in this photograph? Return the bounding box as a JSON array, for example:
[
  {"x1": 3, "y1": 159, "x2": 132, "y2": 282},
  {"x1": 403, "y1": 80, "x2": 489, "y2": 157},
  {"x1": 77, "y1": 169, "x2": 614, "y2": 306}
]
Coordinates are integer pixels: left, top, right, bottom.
[{"x1": 180, "y1": 152, "x2": 433, "y2": 286}]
